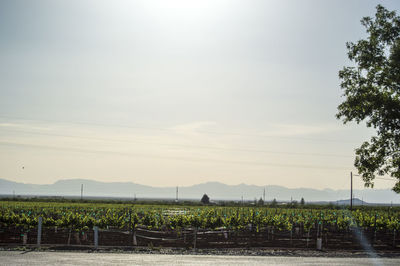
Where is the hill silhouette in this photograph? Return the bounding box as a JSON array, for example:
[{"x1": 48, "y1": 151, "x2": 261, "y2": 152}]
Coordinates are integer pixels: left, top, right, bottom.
[{"x1": 0, "y1": 178, "x2": 398, "y2": 204}]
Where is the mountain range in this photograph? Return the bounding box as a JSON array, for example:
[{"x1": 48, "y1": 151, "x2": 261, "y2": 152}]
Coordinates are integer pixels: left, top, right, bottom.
[{"x1": 0, "y1": 178, "x2": 399, "y2": 204}]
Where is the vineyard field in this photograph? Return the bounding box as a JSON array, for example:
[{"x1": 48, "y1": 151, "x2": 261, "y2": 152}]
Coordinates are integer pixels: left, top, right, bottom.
[
  {"x1": 1, "y1": 201, "x2": 400, "y2": 231},
  {"x1": 1, "y1": 201, "x2": 399, "y2": 249}
]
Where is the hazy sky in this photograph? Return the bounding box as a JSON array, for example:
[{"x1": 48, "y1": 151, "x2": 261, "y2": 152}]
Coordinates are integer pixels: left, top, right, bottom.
[{"x1": 1, "y1": 0, "x2": 400, "y2": 191}]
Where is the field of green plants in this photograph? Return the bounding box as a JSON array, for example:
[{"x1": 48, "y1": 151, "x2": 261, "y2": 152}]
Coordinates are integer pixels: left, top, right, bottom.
[{"x1": 1, "y1": 200, "x2": 399, "y2": 232}]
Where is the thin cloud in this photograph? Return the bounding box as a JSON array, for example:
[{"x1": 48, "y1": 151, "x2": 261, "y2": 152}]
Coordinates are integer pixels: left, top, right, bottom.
[
  {"x1": 170, "y1": 121, "x2": 218, "y2": 134},
  {"x1": 0, "y1": 122, "x2": 53, "y2": 131},
  {"x1": 264, "y1": 123, "x2": 342, "y2": 137}
]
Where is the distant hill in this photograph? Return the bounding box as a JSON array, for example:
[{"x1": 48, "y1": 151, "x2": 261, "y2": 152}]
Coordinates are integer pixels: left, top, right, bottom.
[
  {"x1": 0, "y1": 178, "x2": 399, "y2": 204},
  {"x1": 335, "y1": 198, "x2": 367, "y2": 206}
]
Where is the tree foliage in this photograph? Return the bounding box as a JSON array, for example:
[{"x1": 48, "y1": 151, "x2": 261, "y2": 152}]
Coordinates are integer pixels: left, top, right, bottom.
[
  {"x1": 258, "y1": 197, "x2": 264, "y2": 206},
  {"x1": 337, "y1": 5, "x2": 400, "y2": 193},
  {"x1": 201, "y1": 194, "x2": 210, "y2": 204},
  {"x1": 271, "y1": 198, "x2": 277, "y2": 207}
]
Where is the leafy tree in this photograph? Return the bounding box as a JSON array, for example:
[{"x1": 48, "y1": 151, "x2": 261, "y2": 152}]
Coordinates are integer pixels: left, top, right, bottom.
[
  {"x1": 200, "y1": 194, "x2": 210, "y2": 204},
  {"x1": 271, "y1": 198, "x2": 277, "y2": 207},
  {"x1": 258, "y1": 197, "x2": 264, "y2": 206},
  {"x1": 337, "y1": 5, "x2": 400, "y2": 193},
  {"x1": 300, "y1": 197, "x2": 305, "y2": 205}
]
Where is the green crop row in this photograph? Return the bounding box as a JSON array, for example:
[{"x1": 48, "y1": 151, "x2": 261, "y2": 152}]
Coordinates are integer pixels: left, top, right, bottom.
[{"x1": 1, "y1": 201, "x2": 399, "y2": 232}]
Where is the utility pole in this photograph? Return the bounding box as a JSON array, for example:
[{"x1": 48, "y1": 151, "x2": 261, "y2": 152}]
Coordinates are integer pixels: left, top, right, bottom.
[
  {"x1": 263, "y1": 188, "x2": 266, "y2": 203},
  {"x1": 350, "y1": 172, "x2": 353, "y2": 211},
  {"x1": 350, "y1": 171, "x2": 360, "y2": 211},
  {"x1": 81, "y1": 184, "x2": 83, "y2": 201},
  {"x1": 176, "y1": 186, "x2": 178, "y2": 202}
]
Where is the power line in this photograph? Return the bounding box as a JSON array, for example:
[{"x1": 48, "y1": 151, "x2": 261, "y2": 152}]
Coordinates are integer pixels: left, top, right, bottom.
[
  {"x1": 352, "y1": 175, "x2": 397, "y2": 181},
  {"x1": 0, "y1": 140, "x2": 350, "y2": 171},
  {"x1": 0, "y1": 115, "x2": 362, "y2": 144},
  {"x1": 375, "y1": 177, "x2": 397, "y2": 181},
  {"x1": 0, "y1": 128, "x2": 353, "y2": 159}
]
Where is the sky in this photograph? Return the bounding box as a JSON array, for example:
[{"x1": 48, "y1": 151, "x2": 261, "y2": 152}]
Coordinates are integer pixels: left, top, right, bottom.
[{"x1": 1, "y1": 0, "x2": 400, "y2": 191}]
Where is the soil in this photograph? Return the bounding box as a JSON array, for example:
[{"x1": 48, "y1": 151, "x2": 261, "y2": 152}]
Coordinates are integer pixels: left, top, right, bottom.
[{"x1": 1, "y1": 246, "x2": 400, "y2": 258}]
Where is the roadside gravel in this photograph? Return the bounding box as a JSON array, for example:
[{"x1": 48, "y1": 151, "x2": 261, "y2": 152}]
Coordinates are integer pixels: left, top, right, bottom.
[{"x1": 1, "y1": 246, "x2": 399, "y2": 258}]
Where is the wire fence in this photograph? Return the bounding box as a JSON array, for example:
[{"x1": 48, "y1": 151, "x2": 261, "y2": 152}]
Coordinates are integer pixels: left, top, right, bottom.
[{"x1": 1, "y1": 220, "x2": 399, "y2": 251}]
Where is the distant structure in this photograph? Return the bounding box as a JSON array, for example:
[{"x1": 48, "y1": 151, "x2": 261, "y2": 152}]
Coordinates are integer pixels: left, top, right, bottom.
[
  {"x1": 175, "y1": 186, "x2": 178, "y2": 202},
  {"x1": 80, "y1": 184, "x2": 83, "y2": 200},
  {"x1": 201, "y1": 194, "x2": 210, "y2": 204},
  {"x1": 271, "y1": 198, "x2": 277, "y2": 206},
  {"x1": 263, "y1": 187, "x2": 266, "y2": 202}
]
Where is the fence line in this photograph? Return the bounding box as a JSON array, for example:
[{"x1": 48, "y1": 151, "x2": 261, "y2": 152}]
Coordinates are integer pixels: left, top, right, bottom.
[{"x1": 0, "y1": 223, "x2": 399, "y2": 251}]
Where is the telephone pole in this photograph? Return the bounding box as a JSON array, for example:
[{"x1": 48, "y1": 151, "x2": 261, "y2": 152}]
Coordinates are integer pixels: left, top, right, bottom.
[
  {"x1": 81, "y1": 184, "x2": 83, "y2": 201},
  {"x1": 263, "y1": 187, "x2": 266, "y2": 202},
  {"x1": 350, "y1": 171, "x2": 360, "y2": 211},
  {"x1": 350, "y1": 172, "x2": 353, "y2": 211},
  {"x1": 176, "y1": 186, "x2": 178, "y2": 202}
]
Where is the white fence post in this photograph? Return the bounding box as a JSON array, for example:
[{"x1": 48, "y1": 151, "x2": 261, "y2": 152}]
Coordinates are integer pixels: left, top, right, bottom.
[
  {"x1": 94, "y1": 226, "x2": 98, "y2": 248},
  {"x1": 316, "y1": 224, "x2": 322, "y2": 250},
  {"x1": 316, "y1": 237, "x2": 322, "y2": 250},
  {"x1": 290, "y1": 227, "x2": 293, "y2": 246},
  {"x1": 133, "y1": 229, "x2": 137, "y2": 246},
  {"x1": 37, "y1": 217, "x2": 42, "y2": 247},
  {"x1": 23, "y1": 233, "x2": 28, "y2": 245},
  {"x1": 193, "y1": 228, "x2": 197, "y2": 251}
]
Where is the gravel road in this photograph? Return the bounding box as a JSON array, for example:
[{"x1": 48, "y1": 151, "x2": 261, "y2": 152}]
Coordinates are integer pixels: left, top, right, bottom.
[{"x1": 1, "y1": 251, "x2": 400, "y2": 266}]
